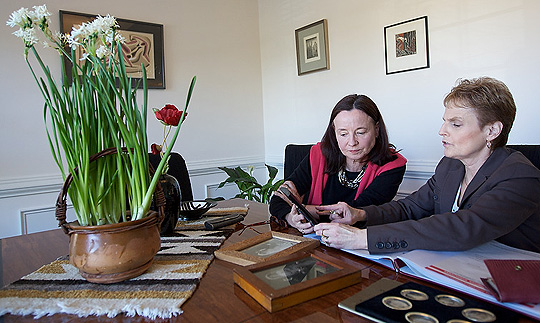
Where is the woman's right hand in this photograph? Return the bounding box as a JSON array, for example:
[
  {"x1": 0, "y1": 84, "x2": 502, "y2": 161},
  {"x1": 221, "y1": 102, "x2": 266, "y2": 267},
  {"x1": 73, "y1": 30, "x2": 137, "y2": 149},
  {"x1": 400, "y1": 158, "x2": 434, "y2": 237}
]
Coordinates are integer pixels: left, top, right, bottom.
[{"x1": 285, "y1": 204, "x2": 314, "y2": 234}]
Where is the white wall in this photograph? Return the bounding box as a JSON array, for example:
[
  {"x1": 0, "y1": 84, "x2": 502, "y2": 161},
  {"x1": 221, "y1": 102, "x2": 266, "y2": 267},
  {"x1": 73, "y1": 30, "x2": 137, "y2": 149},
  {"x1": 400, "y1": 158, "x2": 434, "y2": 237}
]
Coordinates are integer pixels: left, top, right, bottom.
[
  {"x1": 0, "y1": 0, "x2": 266, "y2": 238},
  {"x1": 2, "y1": 0, "x2": 540, "y2": 238},
  {"x1": 260, "y1": 0, "x2": 540, "y2": 180}
]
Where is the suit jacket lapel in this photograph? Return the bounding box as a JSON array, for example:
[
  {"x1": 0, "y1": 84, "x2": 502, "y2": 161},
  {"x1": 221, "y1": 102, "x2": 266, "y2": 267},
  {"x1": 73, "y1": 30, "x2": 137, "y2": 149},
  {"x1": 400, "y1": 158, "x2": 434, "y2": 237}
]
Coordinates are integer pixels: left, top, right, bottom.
[
  {"x1": 440, "y1": 161, "x2": 464, "y2": 212},
  {"x1": 461, "y1": 174, "x2": 488, "y2": 205},
  {"x1": 460, "y1": 148, "x2": 507, "y2": 207}
]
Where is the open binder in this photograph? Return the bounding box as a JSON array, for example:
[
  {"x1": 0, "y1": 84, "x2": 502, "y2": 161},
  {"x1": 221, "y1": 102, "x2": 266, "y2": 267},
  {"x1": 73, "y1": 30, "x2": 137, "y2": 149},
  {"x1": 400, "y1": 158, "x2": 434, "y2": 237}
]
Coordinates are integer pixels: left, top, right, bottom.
[{"x1": 305, "y1": 234, "x2": 540, "y2": 320}]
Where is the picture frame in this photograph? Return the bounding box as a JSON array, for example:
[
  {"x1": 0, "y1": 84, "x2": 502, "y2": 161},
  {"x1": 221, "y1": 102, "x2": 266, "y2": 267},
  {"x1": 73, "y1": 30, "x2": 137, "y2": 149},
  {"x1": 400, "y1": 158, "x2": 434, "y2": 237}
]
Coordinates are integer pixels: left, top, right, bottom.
[
  {"x1": 295, "y1": 19, "x2": 330, "y2": 75},
  {"x1": 59, "y1": 10, "x2": 165, "y2": 89},
  {"x1": 233, "y1": 249, "x2": 362, "y2": 312},
  {"x1": 384, "y1": 16, "x2": 429, "y2": 75},
  {"x1": 214, "y1": 231, "x2": 319, "y2": 266}
]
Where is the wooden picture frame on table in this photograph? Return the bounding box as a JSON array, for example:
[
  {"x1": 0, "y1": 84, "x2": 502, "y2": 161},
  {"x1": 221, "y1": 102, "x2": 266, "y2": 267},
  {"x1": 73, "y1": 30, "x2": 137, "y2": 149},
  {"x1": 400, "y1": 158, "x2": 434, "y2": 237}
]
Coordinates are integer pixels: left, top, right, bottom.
[
  {"x1": 295, "y1": 19, "x2": 330, "y2": 75},
  {"x1": 59, "y1": 10, "x2": 165, "y2": 89},
  {"x1": 384, "y1": 16, "x2": 429, "y2": 75},
  {"x1": 233, "y1": 249, "x2": 362, "y2": 312},
  {"x1": 215, "y1": 231, "x2": 319, "y2": 266}
]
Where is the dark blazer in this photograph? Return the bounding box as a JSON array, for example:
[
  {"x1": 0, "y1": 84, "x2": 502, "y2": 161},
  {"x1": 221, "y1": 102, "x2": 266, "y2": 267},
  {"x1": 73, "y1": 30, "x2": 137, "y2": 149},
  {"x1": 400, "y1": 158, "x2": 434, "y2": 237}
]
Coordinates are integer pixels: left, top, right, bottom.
[{"x1": 363, "y1": 147, "x2": 540, "y2": 253}]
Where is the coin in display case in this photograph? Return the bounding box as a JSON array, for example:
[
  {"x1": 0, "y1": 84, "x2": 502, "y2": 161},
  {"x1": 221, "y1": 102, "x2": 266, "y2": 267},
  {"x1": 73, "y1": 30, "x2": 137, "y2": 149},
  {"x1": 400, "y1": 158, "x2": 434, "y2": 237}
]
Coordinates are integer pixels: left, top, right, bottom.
[
  {"x1": 400, "y1": 289, "x2": 429, "y2": 301},
  {"x1": 405, "y1": 312, "x2": 439, "y2": 323},
  {"x1": 447, "y1": 319, "x2": 472, "y2": 323},
  {"x1": 462, "y1": 308, "x2": 496, "y2": 322},
  {"x1": 435, "y1": 294, "x2": 466, "y2": 307},
  {"x1": 382, "y1": 296, "x2": 413, "y2": 310}
]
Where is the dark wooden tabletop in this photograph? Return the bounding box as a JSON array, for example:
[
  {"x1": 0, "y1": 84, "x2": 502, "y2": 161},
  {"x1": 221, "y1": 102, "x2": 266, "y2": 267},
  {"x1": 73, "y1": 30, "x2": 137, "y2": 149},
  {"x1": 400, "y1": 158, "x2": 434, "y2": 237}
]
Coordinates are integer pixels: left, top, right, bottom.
[{"x1": 0, "y1": 199, "x2": 536, "y2": 322}]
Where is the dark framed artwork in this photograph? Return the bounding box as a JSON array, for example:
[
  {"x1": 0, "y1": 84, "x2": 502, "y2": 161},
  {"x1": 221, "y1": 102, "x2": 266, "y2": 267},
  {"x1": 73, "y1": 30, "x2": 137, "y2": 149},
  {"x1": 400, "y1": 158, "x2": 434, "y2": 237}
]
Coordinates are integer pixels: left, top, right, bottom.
[
  {"x1": 384, "y1": 16, "x2": 429, "y2": 75},
  {"x1": 59, "y1": 10, "x2": 165, "y2": 89},
  {"x1": 295, "y1": 19, "x2": 330, "y2": 75},
  {"x1": 214, "y1": 231, "x2": 319, "y2": 266},
  {"x1": 233, "y1": 250, "x2": 362, "y2": 312}
]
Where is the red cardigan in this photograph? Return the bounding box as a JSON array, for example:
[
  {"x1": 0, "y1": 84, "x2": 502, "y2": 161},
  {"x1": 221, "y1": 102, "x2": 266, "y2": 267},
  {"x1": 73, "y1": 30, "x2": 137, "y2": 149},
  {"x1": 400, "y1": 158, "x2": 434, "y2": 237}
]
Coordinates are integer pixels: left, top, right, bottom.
[{"x1": 308, "y1": 142, "x2": 407, "y2": 205}]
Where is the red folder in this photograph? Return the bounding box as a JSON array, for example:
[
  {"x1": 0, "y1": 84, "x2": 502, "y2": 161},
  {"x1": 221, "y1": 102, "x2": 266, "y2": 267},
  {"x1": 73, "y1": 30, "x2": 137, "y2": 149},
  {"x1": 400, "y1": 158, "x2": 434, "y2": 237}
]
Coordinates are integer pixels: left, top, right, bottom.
[{"x1": 481, "y1": 259, "x2": 540, "y2": 303}]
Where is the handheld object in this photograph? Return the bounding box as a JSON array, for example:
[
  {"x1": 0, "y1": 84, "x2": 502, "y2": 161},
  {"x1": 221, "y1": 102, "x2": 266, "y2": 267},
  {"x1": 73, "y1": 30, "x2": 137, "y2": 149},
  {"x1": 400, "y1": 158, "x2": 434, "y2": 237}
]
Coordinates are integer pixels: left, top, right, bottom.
[
  {"x1": 204, "y1": 214, "x2": 244, "y2": 230},
  {"x1": 279, "y1": 187, "x2": 318, "y2": 226}
]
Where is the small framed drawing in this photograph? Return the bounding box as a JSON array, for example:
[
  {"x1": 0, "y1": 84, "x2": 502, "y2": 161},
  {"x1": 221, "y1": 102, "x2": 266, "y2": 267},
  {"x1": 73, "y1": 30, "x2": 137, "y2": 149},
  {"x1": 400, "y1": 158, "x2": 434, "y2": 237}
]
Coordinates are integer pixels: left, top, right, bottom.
[
  {"x1": 233, "y1": 249, "x2": 362, "y2": 312},
  {"x1": 59, "y1": 10, "x2": 165, "y2": 89},
  {"x1": 215, "y1": 231, "x2": 319, "y2": 266},
  {"x1": 295, "y1": 19, "x2": 330, "y2": 75},
  {"x1": 384, "y1": 16, "x2": 429, "y2": 75}
]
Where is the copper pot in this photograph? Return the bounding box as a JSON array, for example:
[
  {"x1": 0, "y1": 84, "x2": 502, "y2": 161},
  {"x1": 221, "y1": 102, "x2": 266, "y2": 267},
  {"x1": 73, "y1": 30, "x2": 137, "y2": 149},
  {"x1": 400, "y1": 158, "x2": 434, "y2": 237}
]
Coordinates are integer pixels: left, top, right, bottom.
[
  {"x1": 54, "y1": 148, "x2": 166, "y2": 284},
  {"x1": 64, "y1": 211, "x2": 161, "y2": 284}
]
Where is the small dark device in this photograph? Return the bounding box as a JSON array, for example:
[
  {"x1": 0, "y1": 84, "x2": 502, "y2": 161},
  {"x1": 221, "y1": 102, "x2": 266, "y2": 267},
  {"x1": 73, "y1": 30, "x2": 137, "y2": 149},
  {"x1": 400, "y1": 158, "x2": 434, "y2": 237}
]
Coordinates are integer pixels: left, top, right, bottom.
[
  {"x1": 279, "y1": 187, "x2": 318, "y2": 226},
  {"x1": 204, "y1": 213, "x2": 244, "y2": 230}
]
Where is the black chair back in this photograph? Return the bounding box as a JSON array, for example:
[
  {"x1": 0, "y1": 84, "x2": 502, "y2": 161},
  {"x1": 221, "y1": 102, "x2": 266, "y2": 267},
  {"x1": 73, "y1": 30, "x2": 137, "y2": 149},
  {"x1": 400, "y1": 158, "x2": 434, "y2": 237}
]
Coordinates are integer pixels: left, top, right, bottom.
[
  {"x1": 149, "y1": 152, "x2": 194, "y2": 201},
  {"x1": 284, "y1": 144, "x2": 313, "y2": 179},
  {"x1": 507, "y1": 145, "x2": 540, "y2": 170}
]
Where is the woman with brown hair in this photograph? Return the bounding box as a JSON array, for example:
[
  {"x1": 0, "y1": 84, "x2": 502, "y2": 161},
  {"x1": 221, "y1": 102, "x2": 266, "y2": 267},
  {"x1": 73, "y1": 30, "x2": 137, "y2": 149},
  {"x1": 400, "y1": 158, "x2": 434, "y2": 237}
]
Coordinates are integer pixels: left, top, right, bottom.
[{"x1": 269, "y1": 94, "x2": 407, "y2": 233}]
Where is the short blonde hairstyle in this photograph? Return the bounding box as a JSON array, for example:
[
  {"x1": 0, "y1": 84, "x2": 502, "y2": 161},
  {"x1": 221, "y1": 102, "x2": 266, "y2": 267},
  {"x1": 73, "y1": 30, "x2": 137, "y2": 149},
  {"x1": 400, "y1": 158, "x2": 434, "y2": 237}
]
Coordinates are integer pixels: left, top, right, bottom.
[{"x1": 443, "y1": 77, "x2": 516, "y2": 149}]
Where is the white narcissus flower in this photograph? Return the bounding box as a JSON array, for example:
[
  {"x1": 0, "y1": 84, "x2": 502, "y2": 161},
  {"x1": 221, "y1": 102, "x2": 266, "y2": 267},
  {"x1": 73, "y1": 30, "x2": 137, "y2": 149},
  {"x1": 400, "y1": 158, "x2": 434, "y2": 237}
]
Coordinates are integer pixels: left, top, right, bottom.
[
  {"x1": 70, "y1": 22, "x2": 91, "y2": 45},
  {"x1": 6, "y1": 7, "x2": 31, "y2": 28},
  {"x1": 95, "y1": 45, "x2": 111, "y2": 59},
  {"x1": 13, "y1": 27, "x2": 39, "y2": 46},
  {"x1": 115, "y1": 33, "x2": 125, "y2": 43},
  {"x1": 31, "y1": 5, "x2": 51, "y2": 20},
  {"x1": 29, "y1": 4, "x2": 51, "y2": 27},
  {"x1": 95, "y1": 15, "x2": 118, "y2": 32}
]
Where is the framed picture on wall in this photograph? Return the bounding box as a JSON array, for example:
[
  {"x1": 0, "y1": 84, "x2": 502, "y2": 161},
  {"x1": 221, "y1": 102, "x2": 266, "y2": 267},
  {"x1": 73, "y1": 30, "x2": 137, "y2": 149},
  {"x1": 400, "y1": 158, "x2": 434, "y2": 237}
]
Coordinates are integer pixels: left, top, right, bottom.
[
  {"x1": 384, "y1": 16, "x2": 429, "y2": 75},
  {"x1": 295, "y1": 19, "x2": 330, "y2": 75},
  {"x1": 60, "y1": 10, "x2": 165, "y2": 89}
]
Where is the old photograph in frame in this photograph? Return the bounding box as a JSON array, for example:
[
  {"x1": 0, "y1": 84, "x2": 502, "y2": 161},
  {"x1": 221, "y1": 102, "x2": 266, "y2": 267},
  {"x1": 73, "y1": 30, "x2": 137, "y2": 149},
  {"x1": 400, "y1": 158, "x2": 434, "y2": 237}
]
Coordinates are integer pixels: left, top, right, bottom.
[
  {"x1": 233, "y1": 249, "x2": 362, "y2": 312},
  {"x1": 215, "y1": 231, "x2": 319, "y2": 266},
  {"x1": 59, "y1": 10, "x2": 165, "y2": 89},
  {"x1": 384, "y1": 16, "x2": 429, "y2": 75},
  {"x1": 295, "y1": 19, "x2": 330, "y2": 75}
]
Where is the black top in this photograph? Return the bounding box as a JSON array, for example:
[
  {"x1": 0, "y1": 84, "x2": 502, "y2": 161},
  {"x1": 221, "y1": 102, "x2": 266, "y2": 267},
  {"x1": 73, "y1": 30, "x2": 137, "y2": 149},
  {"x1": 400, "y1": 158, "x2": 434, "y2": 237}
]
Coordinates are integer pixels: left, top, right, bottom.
[{"x1": 269, "y1": 153, "x2": 406, "y2": 226}]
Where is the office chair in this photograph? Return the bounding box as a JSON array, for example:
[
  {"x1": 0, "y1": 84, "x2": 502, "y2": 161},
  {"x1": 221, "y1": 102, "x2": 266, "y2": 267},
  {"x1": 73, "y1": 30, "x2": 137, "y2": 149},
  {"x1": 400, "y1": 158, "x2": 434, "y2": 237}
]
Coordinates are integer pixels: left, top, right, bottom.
[
  {"x1": 284, "y1": 144, "x2": 313, "y2": 179},
  {"x1": 507, "y1": 145, "x2": 540, "y2": 170},
  {"x1": 149, "y1": 152, "x2": 194, "y2": 201}
]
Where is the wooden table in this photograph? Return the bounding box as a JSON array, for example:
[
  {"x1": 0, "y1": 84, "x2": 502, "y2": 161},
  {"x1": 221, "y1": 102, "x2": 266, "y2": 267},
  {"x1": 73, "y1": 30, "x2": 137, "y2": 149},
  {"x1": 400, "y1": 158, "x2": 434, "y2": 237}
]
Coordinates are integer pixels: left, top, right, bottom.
[{"x1": 0, "y1": 199, "x2": 536, "y2": 322}]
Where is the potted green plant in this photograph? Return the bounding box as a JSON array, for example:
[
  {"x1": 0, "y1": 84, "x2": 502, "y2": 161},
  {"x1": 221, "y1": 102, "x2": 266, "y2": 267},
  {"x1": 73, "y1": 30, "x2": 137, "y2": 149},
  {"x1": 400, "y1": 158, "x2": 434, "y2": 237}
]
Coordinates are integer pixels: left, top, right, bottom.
[
  {"x1": 217, "y1": 165, "x2": 284, "y2": 203},
  {"x1": 7, "y1": 5, "x2": 195, "y2": 283}
]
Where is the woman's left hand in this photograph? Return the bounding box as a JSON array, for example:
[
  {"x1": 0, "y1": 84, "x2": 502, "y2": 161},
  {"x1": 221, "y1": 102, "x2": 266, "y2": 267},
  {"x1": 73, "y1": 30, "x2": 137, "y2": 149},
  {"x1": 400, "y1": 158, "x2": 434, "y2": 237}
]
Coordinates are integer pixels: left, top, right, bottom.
[{"x1": 313, "y1": 222, "x2": 367, "y2": 250}]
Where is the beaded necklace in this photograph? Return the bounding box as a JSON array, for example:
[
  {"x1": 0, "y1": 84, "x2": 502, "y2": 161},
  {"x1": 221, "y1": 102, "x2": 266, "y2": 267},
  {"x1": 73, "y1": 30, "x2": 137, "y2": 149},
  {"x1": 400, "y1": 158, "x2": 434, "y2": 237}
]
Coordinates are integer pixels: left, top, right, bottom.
[{"x1": 337, "y1": 163, "x2": 368, "y2": 189}]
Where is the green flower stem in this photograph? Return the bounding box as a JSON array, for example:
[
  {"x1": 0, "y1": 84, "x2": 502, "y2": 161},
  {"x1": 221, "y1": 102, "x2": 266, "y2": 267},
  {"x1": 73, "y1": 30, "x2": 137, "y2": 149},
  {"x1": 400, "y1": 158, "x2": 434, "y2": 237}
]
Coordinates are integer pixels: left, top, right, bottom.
[
  {"x1": 139, "y1": 76, "x2": 196, "y2": 218},
  {"x1": 15, "y1": 12, "x2": 195, "y2": 225}
]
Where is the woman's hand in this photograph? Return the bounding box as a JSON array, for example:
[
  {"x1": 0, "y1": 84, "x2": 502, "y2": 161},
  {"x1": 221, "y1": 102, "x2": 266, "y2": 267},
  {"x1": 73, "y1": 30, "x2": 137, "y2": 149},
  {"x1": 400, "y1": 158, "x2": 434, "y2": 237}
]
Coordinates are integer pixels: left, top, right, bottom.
[
  {"x1": 316, "y1": 202, "x2": 366, "y2": 225},
  {"x1": 273, "y1": 180, "x2": 302, "y2": 206},
  {"x1": 285, "y1": 205, "x2": 314, "y2": 234},
  {"x1": 313, "y1": 222, "x2": 367, "y2": 250}
]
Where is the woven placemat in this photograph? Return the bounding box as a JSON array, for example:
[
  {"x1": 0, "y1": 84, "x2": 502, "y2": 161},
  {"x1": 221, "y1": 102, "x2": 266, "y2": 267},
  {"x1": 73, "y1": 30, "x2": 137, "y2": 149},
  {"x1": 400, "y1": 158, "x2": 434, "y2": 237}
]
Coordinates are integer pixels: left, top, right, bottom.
[{"x1": 0, "y1": 229, "x2": 232, "y2": 319}]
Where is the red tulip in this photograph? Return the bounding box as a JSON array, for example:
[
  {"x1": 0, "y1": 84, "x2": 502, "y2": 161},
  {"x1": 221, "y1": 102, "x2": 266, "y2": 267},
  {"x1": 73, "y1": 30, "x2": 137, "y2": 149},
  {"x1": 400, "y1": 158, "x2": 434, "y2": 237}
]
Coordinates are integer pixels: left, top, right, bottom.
[
  {"x1": 151, "y1": 143, "x2": 162, "y2": 155},
  {"x1": 154, "y1": 104, "x2": 186, "y2": 126}
]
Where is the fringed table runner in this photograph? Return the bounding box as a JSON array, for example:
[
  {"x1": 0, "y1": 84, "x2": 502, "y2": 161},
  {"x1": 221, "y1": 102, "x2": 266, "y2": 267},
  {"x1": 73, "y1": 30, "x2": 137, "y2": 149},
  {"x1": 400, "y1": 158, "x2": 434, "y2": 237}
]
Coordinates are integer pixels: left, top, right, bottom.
[{"x1": 0, "y1": 229, "x2": 233, "y2": 319}]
